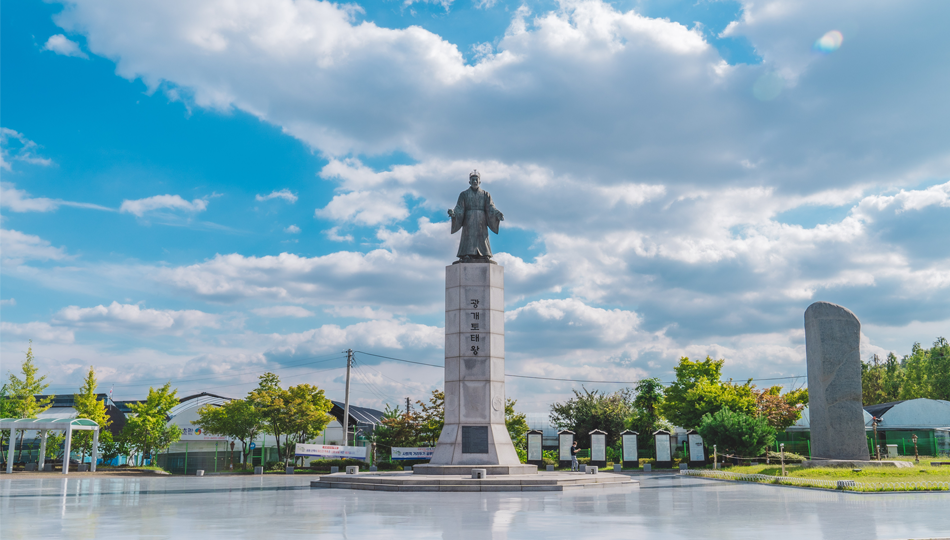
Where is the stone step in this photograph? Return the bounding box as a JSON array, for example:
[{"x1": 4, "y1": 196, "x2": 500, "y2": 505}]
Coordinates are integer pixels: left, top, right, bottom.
[{"x1": 310, "y1": 472, "x2": 637, "y2": 492}]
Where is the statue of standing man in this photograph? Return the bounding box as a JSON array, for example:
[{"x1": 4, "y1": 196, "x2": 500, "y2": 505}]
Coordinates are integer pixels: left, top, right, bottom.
[{"x1": 448, "y1": 170, "x2": 504, "y2": 263}]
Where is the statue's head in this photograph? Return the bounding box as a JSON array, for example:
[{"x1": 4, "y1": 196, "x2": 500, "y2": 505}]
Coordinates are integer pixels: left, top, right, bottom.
[{"x1": 469, "y1": 170, "x2": 481, "y2": 189}]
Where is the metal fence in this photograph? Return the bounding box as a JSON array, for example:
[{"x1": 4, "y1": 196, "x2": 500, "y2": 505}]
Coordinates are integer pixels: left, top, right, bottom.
[{"x1": 681, "y1": 469, "x2": 950, "y2": 492}]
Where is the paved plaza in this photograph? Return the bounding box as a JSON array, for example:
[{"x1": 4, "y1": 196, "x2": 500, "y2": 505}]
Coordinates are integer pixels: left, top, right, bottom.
[{"x1": 2, "y1": 473, "x2": 948, "y2": 539}]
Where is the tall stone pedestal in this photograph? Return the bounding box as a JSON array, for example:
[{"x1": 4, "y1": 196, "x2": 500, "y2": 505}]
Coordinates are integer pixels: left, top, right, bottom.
[
  {"x1": 804, "y1": 301, "x2": 870, "y2": 461},
  {"x1": 414, "y1": 263, "x2": 536, "y2": 476}
]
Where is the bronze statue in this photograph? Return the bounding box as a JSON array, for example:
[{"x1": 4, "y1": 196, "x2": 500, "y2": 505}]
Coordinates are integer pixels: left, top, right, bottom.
[{"x1": 448, "y1": 170, "x2": 504, "y2": 263}]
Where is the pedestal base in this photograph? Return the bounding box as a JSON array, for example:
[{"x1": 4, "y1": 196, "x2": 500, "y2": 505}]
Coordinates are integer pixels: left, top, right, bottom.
[
  {"x1": 414, "y1": 464, "x2": 537, "y2": 476},
  {"x1": 800, "y1": 460, "x2": 913, "y2": 468}
]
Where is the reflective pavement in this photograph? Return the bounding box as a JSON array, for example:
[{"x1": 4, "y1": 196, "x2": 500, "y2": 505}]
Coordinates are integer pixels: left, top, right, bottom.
[{"x1": 2, "y1": 473, "x2": 948, "y2": 539}]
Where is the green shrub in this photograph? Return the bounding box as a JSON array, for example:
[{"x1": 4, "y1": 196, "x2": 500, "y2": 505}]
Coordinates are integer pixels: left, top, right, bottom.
[
  {"x1": 767, "y1": 450, "x2": 806, "y2": 463},
  {"x1": 697, "y1": 407, "x2": 776, "y2": 458}
]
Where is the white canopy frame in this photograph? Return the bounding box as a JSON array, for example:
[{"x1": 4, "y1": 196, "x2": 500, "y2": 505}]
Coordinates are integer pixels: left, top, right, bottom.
[{"x1": 1, "y1": 418, "x2": 100, "y2": 475}]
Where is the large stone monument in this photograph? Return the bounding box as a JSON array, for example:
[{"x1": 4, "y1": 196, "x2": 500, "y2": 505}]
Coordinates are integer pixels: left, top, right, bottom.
[
  {"x1": 804, "y1": 301, "x2": 870, "y2": 461},
  {"x1": 414, "y1": 171, "x2": 536, "y2": 475}
]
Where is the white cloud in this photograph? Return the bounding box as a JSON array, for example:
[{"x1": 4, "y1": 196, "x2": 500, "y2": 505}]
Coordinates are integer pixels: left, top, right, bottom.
[
  {"x1": 53, "y1": 301, "x2": 220, "y2": 335},
  {"x1": 0, "y1": 182, "x2": 112, "y2": 213},
  {"x1": 251, "y1": 305, "x2": 314, "y2": 318},
  {"x1": 42, "y1": 34, "x2": 88, "y2": 58},
  {"x1": 0, "y1": 322, "x2": 75, "y2": 344},
  {"x1": 284, "y1": 224, "x2": 301, "y2": 234},
  {"x1": 119, "y1": 194, "x2": 208, "y2": 216},
  {"x1": 0, "y1": 229, "x2": 73, "y2": 266},
  {"x1": 1, "y1": 128, "x2": 53, "y2": 170},
  {"x1": 0, "y1": 298, "x2": 15, "y2": 307},
  {"x1": 256, "y1": 189, "x2": 298, "y2": 203}
]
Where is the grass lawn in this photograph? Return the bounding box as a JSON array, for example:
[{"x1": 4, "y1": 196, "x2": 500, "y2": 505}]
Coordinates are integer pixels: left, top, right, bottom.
[{"x1": 728, "y1": 458, "x2": 950, "y2": 481}]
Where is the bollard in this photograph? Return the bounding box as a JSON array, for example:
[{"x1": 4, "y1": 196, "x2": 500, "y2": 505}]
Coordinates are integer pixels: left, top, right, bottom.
[
  {"x1": 613, "y1": 464, "x2": 621, "y2": 472},
  {"x1": 346, "y1": 466, "x2": 359, "y2": 475},
  {"x1": 579, "y1": 464, "x2": 587, "y2": 473},
  {"x1": 587, "y1": 466, "x2": 598, "y2": 475},
  {"x1": 254, "y1": 466, "x2": 264, "y2": 475},
  {"x1": 546, "y1": 465, "x2": 555, "y2": 472},
  {"x1": 286, "y1": 466, "x2": 295, "y2": 475},
  {"x1": 472, "y1": 469, "x2": 487, "y2": 479},
  {"x1": 643, "y1": 463, "x2": 652, "y2": 472},
  {"x1": 404, "y1": 466, "x2": 412, "y2": 471},
  {"x1": 196, "y1": 470, "x2": 205, "y2": 476},
  {"x1": 369, "y1": 465, "x2": 378, "y2": 472},
  {"x1": 330, "y1": 466, "x2": 339, "y2": 474},
  {"x1": 44, "y1": 463, "x2": 54, "y2": 472},
  {"x1": 679, "y1": 463, "x2": 688, "y2": 470}
]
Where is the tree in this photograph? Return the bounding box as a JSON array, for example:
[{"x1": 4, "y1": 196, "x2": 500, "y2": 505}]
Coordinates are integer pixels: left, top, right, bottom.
[
  {"x1": 193, "y1": 399, "x2": 263, "y2": 469},
  {"x1": 247, "y1": 373, "x2": 334, "y2": 465},
  {"x1": 627, "y1": 378, "x2": 667, "y2": 446},
  {"x1": 505, "y1": 398, "x2": 530, "y2": 453},
  {"x1": 752, "y1": 386, "x2": 806, "y2": 430},
  {"x1": 121, "y1": 383, "x2": 181, "y2": 464},
  {"x1": 416, "y1": 390, "x2": 445, "y2": 447},
  {"x1": 861, "y1": 337, "x2": 950, "y2": 403},
  {"x1": 6, "y1": 343, "x2": 53, "y2": 462},
  {"x1": 550, "y1": 388, "x2": 632, "y2": 447},
  {"x1": 73, "y1": 366, "x2": 112, "y2": 465},
  {"x1": 697, "y1": 407, "x2": 776, "y2": 458},
  {"x1": 375, "y1": 404, "x2": 420, "y2": 457},
  {"x1": 282, "y1": 384, "x2": 334, "y2": 466},
  {"x1": 659, "y1": 356, "x2": 756, "y2": 430}
]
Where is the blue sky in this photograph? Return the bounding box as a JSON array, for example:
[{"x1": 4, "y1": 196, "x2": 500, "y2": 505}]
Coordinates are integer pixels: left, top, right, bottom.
[{"x1": 2, "y1": 0, "x2": 948, "y2": 412}]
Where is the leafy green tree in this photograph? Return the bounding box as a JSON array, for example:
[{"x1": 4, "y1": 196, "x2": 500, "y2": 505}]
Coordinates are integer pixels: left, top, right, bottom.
[
  {"x1": 97, "y1": 431, "x2": 127, "y2": 465},
  {"x1": 6, "y1": 343, "x2": 54, "y2": 461},
  {"x1": 416, "y1": 390, "x2": 444, "y2": 447},
  {"x1": 375, "y1": 404, "x2": 420, "y2": 457},
  {"x1": 121, "y1": 383, "x2": 181, "y2": 465},
  {"x1": 626, "y1": 378, "x2": 668, "y2": 447},
  {"x1": 73, "y1": 366, "x2": 112, "y2": 464},
  {"x1": 862, "y1": 338, "x2": 950, "y2": 403},
  {"x1": 697, "y1": 407, "x2": 776, "y2": 458},
  {"x1": 193, "y1": 399, "x2": 263, "y2": 469},
  {"x1": 0, "y1": 384, "x2": 15, "y2": 463},
  {"x1": 506, "y1": 398, "x2": 530, "y2": 453},
  {"x1": 247, "y1": 373, "x2": 334, "y2": 465},
  {"x1": 550, "y1": 388, "x2": 632, "y2": 447},
  {"x1": 282, "y1": 384, "x2": 334, "y2": 466},
  {"x1": 659, "y1": 356, "x2": 756, "y2": 430}
]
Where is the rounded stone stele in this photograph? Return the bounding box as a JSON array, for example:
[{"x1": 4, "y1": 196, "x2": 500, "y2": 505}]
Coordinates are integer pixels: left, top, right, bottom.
[{"x1": 804, "y1": 301, "x2": 870, "y2": 461}]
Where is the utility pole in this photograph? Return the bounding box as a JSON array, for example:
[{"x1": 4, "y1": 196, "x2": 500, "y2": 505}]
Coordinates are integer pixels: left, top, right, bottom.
[
  {"x1": 342, "y1": 349, "x2": 353, "y2": 447},
  {"x1": 406, "y1": 397, "x2": 410, "y2": 415}
]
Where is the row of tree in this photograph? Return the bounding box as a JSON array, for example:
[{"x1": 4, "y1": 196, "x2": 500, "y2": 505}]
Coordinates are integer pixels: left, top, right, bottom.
[
  {"x1": 373, "y1": 390, "x2": 530, "y2": 459},
  {"x1": 193, "y1": 372, "x2": 334, "y2": 468},
  {"x1": 862, "y1": 338, "x2": 950, "y2": 405},
  {"x1": 549, "y1": 356, "x2": 808, "y2": 457}
]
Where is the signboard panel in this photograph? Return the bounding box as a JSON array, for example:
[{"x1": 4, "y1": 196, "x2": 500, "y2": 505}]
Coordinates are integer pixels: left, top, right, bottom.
[
  {"x1": 527, "y1": 433, "x2": 542, "y2": 461},
  {"x1": 688, "y1": 434, "x2": 705, "y2": 462},
  {"x1": 178, "y1": 427, "x2": 228, "y2": 441},
  {"x1": 622, "y1": 434, "x2": 638, "y2": 462},
  {"x1": 559, "y1": 434, "x2": 573, "y2": 461},
  {"x1": 655, "y1": 434, "x2": 671, "y2": 462},
  {"x1": 591, "y1": 434, "x2": 606, "y2": 462},
  {"x1": 391, "y1": 447, "x2": 434, "y2": 460},
  {"x1": 295, "y1": 444, "x2": 368, "y2": 460}
]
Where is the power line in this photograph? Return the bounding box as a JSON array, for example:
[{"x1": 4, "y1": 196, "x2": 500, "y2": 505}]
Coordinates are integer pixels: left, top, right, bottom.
[{"x1": 352, "y1": 350, "x2": 805, "y2": 386}]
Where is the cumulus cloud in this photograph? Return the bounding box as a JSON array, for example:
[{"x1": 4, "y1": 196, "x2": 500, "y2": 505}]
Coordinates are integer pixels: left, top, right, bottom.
[
  {"x1": 252, "y1": 305, "x2": 314, "y2": 318},
  {"x1": 52, "y1": 301, "x2": 220, "y2": 335},
  {"x1": 42, "y1": 34, "x2": 88, "y2": 58},
  {"x1": 0, "y1": 298, "x2": 16, "y2": 307},
  {"x1": 256, "y1": 189, "x2": 298, "y2": 203},
  {"x1": 119, "y1": 194, "x2": 208, "y2": 216},
  {"x1": 284, "y1": 224, "x2": 301, "y2": 234}
]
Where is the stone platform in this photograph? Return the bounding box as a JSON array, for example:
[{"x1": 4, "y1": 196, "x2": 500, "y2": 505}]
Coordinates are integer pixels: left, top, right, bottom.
[
  {"x1": 413, "y1": 464, "x2": 537, "y2": 476},
  {"x1": 801, "y1": 460, "x2": 914, "y2": 468},
  {"x1": 310, "y1": 471, "x2": 637, "y2": 492}
]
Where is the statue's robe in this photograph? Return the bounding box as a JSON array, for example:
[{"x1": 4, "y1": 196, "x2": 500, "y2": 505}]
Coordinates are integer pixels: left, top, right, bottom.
[{"x1": 451, "y1": 187, "x2": 502, "y2": 259}]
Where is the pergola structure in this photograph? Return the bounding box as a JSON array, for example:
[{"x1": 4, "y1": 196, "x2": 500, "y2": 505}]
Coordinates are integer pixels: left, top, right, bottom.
[{"x1": 1, "y1": 417, "x2": 100, "y2": 474}]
